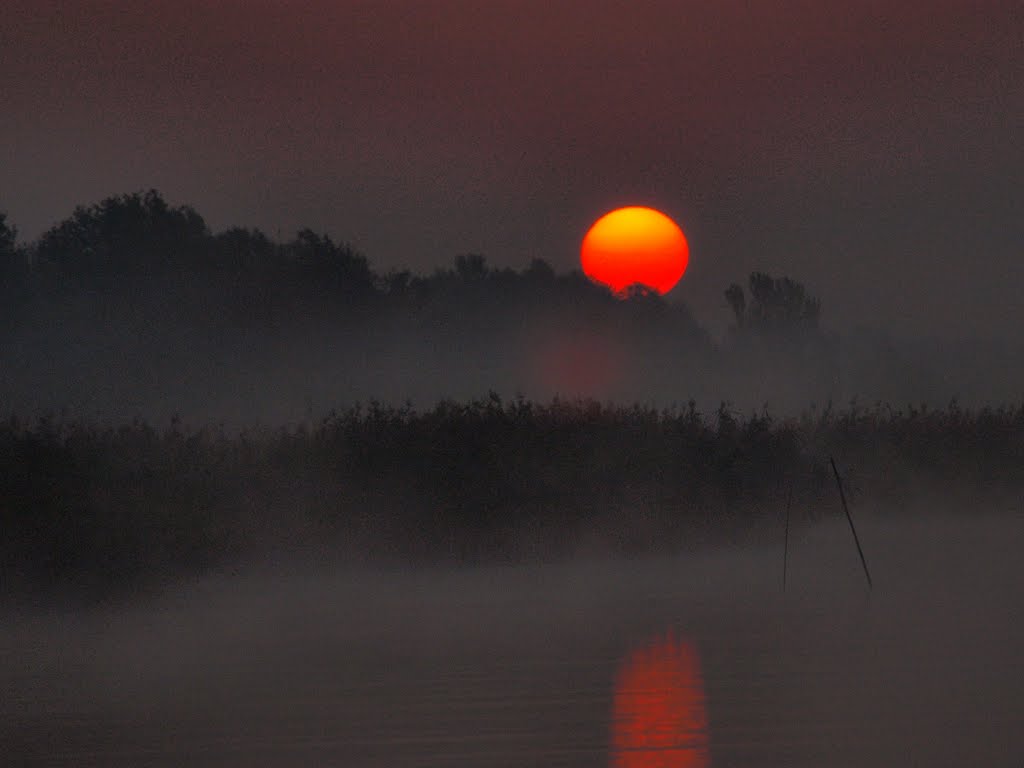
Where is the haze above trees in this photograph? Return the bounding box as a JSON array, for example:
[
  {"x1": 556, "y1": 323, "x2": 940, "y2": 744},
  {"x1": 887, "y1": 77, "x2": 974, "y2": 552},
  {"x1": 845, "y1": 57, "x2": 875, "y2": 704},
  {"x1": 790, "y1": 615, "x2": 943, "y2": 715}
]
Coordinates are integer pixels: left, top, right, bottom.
[{"x1": 0, "y1": 191, "x2": 1013, "y2": 422}]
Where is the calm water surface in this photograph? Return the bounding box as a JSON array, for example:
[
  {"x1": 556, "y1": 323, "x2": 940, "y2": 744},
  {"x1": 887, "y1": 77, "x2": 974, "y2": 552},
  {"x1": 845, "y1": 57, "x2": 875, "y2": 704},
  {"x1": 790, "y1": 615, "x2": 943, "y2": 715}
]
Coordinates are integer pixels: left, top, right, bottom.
[{"x1": 4, "y1": 515, "x2": 1023, "y2": 766}]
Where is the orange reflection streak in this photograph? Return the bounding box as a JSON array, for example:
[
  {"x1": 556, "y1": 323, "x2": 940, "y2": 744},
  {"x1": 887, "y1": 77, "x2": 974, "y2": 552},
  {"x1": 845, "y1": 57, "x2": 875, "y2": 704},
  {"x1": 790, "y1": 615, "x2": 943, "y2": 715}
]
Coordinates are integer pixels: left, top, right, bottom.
[
  {"x1": 531, "y1": 330, "x2": 623, "y2": 396},
  {"x1": 611, "y1": 634, "x2": 710, "y2": 768}
]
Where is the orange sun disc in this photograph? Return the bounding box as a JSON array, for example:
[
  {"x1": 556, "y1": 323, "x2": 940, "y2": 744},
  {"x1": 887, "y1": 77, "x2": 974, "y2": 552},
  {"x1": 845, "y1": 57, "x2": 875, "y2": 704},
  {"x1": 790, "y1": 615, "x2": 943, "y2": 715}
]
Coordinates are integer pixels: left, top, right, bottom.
[{"x1": 581, "y1": 206, "x2": 689, "y2": 295}]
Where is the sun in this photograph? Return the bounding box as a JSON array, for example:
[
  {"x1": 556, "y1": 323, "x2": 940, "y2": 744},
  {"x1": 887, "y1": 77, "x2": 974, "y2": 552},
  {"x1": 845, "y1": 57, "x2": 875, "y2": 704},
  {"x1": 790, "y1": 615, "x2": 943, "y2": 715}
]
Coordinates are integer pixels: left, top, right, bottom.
[{"x1": 581, "y1": 206, "x2": 689, "y2": 295}]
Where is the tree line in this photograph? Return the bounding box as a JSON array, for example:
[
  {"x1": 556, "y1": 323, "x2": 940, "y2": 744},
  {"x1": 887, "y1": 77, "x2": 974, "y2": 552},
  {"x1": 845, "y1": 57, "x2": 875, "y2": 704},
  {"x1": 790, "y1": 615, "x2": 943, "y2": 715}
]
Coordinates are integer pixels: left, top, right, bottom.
[{"x1": 0, "y1": 190, "x2": 822, "y2": 344}]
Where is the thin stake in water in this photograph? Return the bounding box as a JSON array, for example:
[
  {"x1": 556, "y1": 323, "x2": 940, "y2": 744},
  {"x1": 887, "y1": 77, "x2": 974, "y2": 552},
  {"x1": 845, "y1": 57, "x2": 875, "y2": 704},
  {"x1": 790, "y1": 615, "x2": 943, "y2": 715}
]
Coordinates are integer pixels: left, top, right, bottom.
[
  {"x1": 782, "y1": 483, "x2": 792, "y2": 592},
  {"x1": 829, "y1": 456, "x2": 873, "y2": 589}
]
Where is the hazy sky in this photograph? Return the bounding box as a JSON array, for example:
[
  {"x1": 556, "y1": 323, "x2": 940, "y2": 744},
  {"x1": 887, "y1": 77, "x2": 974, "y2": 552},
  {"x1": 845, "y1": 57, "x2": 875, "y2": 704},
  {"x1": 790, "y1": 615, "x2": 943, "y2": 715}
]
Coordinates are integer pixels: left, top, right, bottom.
[{"x1": 3, "y1": 0, "x2": 1021, "y2": 338}]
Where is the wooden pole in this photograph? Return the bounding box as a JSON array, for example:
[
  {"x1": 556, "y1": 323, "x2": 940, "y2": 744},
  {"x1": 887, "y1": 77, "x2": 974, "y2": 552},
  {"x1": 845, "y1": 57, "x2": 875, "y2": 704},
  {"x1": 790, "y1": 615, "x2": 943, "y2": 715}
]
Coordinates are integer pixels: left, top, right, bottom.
[
  {"x1": 782, "y1": 483, "x2": 792, "y2": 592},
  {"x1": 829, "y1": 456, "x2": 873, "y2": 589}
]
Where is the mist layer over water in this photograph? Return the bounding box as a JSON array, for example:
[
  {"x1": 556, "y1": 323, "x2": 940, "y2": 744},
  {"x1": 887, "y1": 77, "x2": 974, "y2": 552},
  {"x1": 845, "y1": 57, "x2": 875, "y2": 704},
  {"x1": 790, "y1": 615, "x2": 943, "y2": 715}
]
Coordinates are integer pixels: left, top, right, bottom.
[{"x1": 3, "y1": 512, "x2": 1022, "y2": 766}]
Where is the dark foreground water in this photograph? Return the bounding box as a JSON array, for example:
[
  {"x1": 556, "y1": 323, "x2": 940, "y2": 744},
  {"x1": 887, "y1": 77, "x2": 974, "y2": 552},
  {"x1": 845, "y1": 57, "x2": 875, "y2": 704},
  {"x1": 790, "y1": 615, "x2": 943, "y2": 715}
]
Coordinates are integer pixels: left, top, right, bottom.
[{"x1": 4, "y1": 513, "x2": 1023, "y2": 766}]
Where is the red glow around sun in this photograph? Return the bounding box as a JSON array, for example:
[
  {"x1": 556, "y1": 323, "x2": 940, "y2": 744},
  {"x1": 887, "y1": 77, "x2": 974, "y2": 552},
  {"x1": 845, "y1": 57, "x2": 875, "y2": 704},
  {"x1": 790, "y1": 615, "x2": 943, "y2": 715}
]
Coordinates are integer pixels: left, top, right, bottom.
[
  {"x1": 611, "y1": 634, "x2": 710, "y2": 768},
  {"x1": 581, "y1": 207, "x2": 689, "y2": 295}
]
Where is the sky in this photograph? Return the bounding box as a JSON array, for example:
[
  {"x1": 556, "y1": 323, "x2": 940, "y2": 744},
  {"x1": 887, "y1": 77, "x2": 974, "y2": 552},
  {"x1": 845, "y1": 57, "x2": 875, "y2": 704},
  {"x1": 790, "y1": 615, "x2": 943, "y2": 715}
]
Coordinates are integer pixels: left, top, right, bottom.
[{"x1": 2, "y1": 0, "x2": 1022, "y2": 340}]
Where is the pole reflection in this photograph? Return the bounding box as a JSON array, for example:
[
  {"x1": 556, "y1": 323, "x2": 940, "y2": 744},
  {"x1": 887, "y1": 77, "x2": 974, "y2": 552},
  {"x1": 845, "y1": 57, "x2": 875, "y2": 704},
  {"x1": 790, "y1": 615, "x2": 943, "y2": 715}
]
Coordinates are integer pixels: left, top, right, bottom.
[{"x1": 611, "y1": 633, "x2": 710, "y2": 767}]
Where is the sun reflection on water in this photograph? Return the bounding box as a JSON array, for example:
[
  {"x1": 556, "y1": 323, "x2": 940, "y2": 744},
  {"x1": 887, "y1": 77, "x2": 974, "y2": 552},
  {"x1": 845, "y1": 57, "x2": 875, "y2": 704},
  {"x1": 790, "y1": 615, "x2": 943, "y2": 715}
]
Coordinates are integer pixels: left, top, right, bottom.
[{"x1": 611, "y1": 633, "x2": 710, "y2": 767}]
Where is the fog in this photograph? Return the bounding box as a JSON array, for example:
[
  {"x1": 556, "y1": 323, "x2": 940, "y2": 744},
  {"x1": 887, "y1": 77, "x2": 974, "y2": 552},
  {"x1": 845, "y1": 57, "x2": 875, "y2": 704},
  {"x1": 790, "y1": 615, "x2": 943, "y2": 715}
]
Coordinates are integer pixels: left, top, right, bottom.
[
  {"x1": 3, "y1": 192, "x2": 1022, "y2": 426},
  {"x1": 4, "y1": 282, "x2": 1023, "y2": 427},
  {"x1": 4, "y1": 509, "x2": 1022, "y2": 765},
  {"x1": 4, "y1": 195, "x2": 1023, "y2": 765}
]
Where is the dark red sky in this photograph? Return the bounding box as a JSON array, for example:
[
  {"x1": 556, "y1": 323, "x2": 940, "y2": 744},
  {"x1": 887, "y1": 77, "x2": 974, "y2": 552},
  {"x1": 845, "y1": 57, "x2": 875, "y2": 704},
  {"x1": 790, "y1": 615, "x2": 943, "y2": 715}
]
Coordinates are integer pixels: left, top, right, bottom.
[{"x1": 3, "y1": 0, "x2": 1022, "y2": 337}]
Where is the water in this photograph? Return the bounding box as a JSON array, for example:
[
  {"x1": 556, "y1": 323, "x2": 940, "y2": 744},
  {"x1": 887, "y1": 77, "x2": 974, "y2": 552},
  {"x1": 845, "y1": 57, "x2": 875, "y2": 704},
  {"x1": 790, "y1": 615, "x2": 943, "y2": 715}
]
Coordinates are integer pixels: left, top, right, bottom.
[{"x1": 3, "y1": 513, "x2": 1023, "y2": 766}]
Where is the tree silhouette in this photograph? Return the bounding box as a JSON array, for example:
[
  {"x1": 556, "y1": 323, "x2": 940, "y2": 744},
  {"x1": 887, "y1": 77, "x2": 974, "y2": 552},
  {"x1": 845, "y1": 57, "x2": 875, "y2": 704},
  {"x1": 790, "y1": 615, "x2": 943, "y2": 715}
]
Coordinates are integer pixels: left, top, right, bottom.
[
  {"x1": 35, "y1": 190, "x2": 208, "y2": 282},
  {"x1": 0, "y1": 211, "x2": 20, "y2": 281},
  {"x1": 454, "y1": 253, "x2": 488, "y2": 281},
  {"x1": 724, "y1": 272, "x2": 820, "y2": 335},
  {"x1": 284, "y1": 228, "x2": 375, "y2": 300},
  {"x1": 5, "y1": 189, "x2": 719, "y2": 404},
  {"x1": 212, "y1": 227, "x2": 277, "y2": 273},
  {"x1": 525, "y1": 258, "x2": 555, "y2": 282},
  {"x1": 0, "y1": 212, "x2": 16, "y2": 255},
  {"x1": 724, "y1": 283, "x2": 745, "y2": 327}
]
